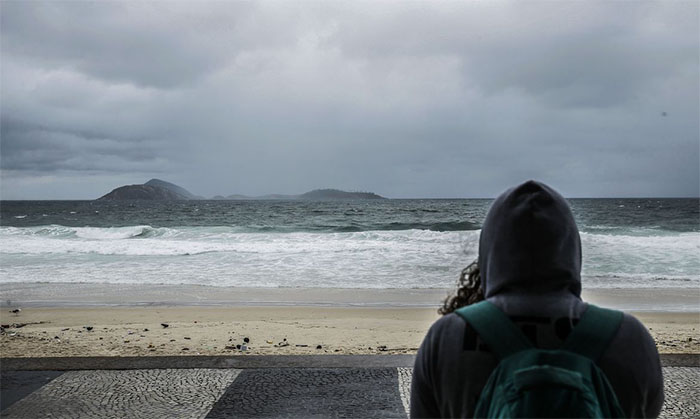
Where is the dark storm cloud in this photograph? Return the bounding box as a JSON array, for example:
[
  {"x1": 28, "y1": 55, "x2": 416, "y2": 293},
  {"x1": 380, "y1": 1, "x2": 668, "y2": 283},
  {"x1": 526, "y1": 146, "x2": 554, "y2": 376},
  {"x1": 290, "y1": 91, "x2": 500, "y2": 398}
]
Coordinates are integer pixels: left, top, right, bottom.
[
  {"x1": 1, "y1": 116, "x2": 165, "y2": 173},
  {"x1": 1, "y1": 1, "x2": 698, "y2": 199}
]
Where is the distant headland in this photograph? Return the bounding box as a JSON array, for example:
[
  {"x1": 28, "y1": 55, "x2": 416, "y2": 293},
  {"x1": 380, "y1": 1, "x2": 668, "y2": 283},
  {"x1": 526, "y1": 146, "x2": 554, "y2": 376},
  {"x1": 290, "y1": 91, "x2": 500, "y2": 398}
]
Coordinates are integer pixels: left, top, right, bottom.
[
  {"x1": 97, "y1": 179, "x2": 387, "y2": 201},
  {"x1": 97, "y1": 179, "x2": 202, "y2": 201}
]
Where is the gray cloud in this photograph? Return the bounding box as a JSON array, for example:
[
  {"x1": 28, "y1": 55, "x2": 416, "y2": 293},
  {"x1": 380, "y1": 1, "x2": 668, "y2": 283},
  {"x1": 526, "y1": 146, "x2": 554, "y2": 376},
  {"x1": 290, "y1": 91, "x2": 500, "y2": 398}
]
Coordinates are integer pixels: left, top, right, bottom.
[
  {"x1": 1, "y1": 116, "x2": 168, "y2": 173},
  {"x1": 1, "y1": 2, "x2": 256, "y2": 88},
  {"x1": 1, "y1": 1, "x2": 698, "y2": 199}
]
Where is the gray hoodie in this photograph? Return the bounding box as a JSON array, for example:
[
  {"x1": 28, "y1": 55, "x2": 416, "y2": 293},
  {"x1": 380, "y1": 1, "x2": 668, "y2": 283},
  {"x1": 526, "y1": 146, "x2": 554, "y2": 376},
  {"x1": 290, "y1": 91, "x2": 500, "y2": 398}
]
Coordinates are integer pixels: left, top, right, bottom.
[{"x1": 410, "y1": 180, "x2": 663, "y2": 418}]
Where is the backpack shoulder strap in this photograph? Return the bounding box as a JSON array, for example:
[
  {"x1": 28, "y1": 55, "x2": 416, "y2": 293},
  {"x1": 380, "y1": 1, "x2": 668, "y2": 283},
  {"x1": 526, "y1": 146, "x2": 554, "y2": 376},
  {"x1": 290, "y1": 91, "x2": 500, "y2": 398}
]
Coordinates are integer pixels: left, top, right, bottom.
[
  {"x1": 455, "y1": 301, "x2": 533, "y2": 359},
  {"x1": 561, "y1": 304, "x2": 624, "y2": 362}
]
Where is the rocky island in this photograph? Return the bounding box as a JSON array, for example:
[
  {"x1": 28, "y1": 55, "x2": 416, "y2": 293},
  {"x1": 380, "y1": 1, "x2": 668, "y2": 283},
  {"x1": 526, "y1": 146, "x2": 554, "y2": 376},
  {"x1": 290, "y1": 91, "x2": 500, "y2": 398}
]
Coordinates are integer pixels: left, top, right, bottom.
[
  {"x1": 298, "y1": 189, "x2": 385, "y2": 200},
  {"x1": 213, "y1": 189, "x2": 386, "y2": 200},
  {"x1": 97, "y1": 179, "x2": 198, "y2": 200}
]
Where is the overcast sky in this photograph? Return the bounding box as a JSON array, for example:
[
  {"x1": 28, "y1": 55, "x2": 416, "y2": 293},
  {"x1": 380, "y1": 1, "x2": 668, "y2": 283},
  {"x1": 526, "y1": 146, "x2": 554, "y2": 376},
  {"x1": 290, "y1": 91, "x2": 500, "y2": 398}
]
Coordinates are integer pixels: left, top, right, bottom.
[{"x1": 1, "y1": 1, "x2": 698, "y2": 199}]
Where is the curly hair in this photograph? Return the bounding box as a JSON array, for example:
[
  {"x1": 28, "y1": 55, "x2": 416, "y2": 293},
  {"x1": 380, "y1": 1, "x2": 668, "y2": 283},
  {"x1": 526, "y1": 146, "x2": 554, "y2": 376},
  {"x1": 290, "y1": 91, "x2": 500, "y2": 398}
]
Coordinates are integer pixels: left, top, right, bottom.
[{"x1": 439, "y1": 259, "x2": 484, "y2": 315}]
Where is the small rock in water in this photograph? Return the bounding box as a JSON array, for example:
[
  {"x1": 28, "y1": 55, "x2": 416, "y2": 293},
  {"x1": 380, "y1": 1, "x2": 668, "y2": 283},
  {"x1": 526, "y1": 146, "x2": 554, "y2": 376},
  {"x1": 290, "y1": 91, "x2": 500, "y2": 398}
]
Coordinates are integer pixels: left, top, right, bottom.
[
  {"x1": 184, "y1": 337, "x2": 191, "y2": 340},
  {"x1": 84, "y1": 326, "x2": 93, "y2": 332},
  {"x1": 316, "y1": 345, "x2": 322, "y2": 350},
  {"x1": 61, "y1": 328, "x2": 70, "y2": 331},
  {"x1": 266, "y1": 340, "x2": 274, "y2": 344},
  {"x1": 378, "y1": 345, "x2": 388, "y2": 352},
  {"x1": 143, "y1": 328, "x2": 149, "y2": 332},
  {"x1": 225, "y1": 345, "x2": 236, "y2": 350},
  {"x1": 127, "y1": 331, "x2": 134, "y2": 335},
  {"x1": 243, "y1": 337, "x2": 250, "y2": 343},
  {"x1": 182, "y1": 347, "x2": 189, "y2": 351},
  {"x1": 295, "y1": 344, "x2": 308, "y2": 347},
  {"x1": 161, "y1": 323, "x2": 169, "y2": 328}
]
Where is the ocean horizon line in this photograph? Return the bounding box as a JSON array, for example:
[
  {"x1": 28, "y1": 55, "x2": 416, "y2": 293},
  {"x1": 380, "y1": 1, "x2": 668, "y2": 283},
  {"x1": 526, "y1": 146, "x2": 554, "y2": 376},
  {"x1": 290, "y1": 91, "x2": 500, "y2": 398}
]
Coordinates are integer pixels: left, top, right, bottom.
[{"x1": 1, "y1": 196, "x2": 699, "y2": 202}]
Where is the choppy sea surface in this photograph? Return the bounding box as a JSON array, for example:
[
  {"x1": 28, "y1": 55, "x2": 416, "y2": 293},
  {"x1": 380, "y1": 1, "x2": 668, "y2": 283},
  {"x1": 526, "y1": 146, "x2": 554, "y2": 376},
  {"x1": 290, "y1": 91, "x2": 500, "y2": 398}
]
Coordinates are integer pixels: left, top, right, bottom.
[{"x1": 1, "y1": 199, "x2": 698, "y2": 289}]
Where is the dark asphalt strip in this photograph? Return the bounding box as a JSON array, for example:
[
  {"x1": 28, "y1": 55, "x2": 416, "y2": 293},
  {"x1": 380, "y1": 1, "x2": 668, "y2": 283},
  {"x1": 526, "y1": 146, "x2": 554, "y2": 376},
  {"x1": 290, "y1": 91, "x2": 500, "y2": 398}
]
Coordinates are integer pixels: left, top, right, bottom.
[
  {"x1": 0, "y1": 371, "x2": 64, "y2": 413},
  {"x1": 0, "y1": 354, "x2": 694, "y2": 371},
  {"x1": 206, "y1": 368, "x2": 405, "y2": 418}
]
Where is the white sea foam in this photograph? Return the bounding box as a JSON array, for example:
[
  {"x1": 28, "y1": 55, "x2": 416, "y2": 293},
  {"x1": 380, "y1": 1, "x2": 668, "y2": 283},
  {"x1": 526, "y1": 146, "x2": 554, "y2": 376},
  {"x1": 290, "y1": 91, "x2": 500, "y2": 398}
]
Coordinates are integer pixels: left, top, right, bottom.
[
  {"x1": 580, "y1": 231, "x2": 700, "y2": 281},
  {"x1": 0, "y1": 225, "x2": 697, "y2": 289}
]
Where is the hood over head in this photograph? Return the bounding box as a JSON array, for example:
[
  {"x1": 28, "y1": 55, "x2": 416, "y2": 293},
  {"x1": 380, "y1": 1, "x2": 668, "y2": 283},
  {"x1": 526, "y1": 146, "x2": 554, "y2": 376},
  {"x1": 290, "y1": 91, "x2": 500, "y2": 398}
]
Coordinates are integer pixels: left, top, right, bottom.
[{"x1": 478, "y1": 180, "x2": 582, "y2": 299}]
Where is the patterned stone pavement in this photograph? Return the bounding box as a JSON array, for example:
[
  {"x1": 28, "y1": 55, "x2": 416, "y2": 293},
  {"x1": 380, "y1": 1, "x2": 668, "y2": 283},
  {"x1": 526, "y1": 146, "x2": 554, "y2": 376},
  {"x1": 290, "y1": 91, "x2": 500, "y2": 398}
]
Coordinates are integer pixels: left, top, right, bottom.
[
  {"x1": 397, "y1": 367, "x2": 411, "y2": 417},
  {"x1": 0, "y1": 366, "x2": 697, "y2": 418},
  {"x1": 660, "y1": 367, "x2": 700, "y2": 419},
  {"x1": 1, "y1": 369, "x2": 239, "y2": 419}
]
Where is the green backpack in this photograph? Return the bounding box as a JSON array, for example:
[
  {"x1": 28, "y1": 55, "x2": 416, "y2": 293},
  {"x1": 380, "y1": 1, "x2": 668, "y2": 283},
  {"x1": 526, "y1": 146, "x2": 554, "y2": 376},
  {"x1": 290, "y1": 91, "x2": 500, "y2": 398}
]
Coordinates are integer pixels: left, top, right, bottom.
[{"x1": 456, "y1": 301, "x2": 625, "y2": 418}]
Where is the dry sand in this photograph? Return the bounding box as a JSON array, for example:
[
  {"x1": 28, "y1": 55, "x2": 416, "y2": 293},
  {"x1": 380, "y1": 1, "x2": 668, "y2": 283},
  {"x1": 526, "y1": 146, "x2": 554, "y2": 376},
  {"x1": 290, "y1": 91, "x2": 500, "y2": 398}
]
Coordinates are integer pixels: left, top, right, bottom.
[
  {"x1": 1, "y1": 284, "x2": 697, "y2": 357},
  {"x1": 0, "y1": 306, "x2": 437, "y2": 358},
  {"x1": 1, "y1": 306, "x2": 698, "y2": 358}
]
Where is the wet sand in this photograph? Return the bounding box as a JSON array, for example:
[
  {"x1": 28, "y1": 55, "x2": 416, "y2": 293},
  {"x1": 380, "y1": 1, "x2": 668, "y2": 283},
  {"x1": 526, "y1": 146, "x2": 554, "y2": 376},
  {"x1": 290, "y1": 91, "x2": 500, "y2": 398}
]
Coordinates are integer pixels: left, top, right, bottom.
[{"x1": 1, "y1": 282, "x2": 698, "y2": 311}]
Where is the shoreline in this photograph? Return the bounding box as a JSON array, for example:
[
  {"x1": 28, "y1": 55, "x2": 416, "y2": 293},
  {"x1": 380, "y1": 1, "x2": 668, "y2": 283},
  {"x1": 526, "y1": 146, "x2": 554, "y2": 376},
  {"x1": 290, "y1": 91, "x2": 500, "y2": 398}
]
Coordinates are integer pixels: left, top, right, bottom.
[
  {"x1": 2, "y1": 283, "x2": 697, "y2": 358},
  {"x1": 1, "y1": 282, "x2": 698, "y2": 312}
]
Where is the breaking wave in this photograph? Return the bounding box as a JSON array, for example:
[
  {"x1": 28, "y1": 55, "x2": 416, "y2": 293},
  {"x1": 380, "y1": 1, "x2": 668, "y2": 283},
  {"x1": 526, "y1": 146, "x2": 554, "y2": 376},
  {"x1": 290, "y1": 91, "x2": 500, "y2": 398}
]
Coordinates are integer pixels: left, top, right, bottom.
[{"x1": 0, "y1": 225, "x2": 697, "y2": 288}]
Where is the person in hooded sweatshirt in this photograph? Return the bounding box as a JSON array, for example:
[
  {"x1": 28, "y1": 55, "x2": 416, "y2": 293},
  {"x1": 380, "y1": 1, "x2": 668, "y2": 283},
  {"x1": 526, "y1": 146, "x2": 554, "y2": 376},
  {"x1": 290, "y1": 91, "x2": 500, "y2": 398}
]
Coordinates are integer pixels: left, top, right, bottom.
[{"x1": 410, "y1": 180, "x2": 663, "y2": 418}]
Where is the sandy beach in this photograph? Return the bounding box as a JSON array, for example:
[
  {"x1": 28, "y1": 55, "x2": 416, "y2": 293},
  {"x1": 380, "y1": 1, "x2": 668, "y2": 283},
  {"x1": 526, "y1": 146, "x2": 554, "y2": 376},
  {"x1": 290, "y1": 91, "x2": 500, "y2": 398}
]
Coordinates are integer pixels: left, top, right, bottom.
[
  {"x1": 1, "y1": 285, "x2": 698, "y2": 357},
  {"x1": 1, "y1": 306, "x2": 698, "y2": 358}
]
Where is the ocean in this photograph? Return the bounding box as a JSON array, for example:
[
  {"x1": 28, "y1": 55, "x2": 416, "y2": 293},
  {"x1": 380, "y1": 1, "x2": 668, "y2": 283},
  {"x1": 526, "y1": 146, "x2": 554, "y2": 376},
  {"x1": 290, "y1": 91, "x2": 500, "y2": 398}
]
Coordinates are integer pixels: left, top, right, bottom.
[{"x1": 0, "y1": 199, "x2": 698, "y2": 290}]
